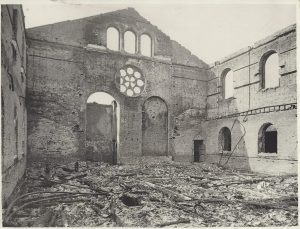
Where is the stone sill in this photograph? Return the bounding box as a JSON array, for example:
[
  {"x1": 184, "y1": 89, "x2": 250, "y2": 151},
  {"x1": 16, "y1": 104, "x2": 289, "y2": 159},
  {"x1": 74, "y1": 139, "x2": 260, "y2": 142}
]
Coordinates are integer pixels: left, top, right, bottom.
[
  {"x1": 258, "y1": 152, "x2": 278, "y2": 158},
  {"x1": 260, "y1": 85, "x2": 280, "y2": 92},
  {"x1": 219, "y1": 150, "x2": 231, "y2": 154},
  {"x1": 218, "y1": 97, "x2": 236, "y2": 103},
  {"x1": 225, "y1": 96, "x2": 236, "y2": 101}
]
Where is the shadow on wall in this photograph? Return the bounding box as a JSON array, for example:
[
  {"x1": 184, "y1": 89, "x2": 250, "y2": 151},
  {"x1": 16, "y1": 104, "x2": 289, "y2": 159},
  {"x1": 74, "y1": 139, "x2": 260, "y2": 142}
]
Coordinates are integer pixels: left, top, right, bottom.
[
  {"x1": 205, "y1": 111, "x2": 251, "y2": 171},
  {"x1": 217, "y1": 118, "x2": 249, "y2": 170}
]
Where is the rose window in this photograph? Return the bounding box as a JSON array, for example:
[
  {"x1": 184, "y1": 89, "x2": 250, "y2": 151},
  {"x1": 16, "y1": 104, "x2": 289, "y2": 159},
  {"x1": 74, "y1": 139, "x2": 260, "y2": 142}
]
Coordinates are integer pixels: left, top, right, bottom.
[{"x1": 116, "y1": 66, "x2": 145, "y2": 97}]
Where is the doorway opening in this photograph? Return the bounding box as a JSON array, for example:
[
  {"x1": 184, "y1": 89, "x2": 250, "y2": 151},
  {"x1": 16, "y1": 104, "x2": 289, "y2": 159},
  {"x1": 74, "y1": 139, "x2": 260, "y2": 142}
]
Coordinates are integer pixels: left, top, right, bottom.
[
  {"x1": 86, "y1": 92, "x2": 120, "y2": 164},
  {"x1": 194, "y1": 140, "x2": 205, "y2": 162},
  {"x1": 218, "y1": 127, "x2": 231, "y2": 152},
  {"x1": 258, "y1": 123, "x2": 277, "y2": 154}
]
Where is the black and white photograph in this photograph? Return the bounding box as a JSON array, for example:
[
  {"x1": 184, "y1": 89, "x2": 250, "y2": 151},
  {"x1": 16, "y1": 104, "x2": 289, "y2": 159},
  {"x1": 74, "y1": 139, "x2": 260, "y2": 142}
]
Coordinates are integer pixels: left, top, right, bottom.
[{"x1": 1, "y1": 0, "x2": 298, "y2": 227}]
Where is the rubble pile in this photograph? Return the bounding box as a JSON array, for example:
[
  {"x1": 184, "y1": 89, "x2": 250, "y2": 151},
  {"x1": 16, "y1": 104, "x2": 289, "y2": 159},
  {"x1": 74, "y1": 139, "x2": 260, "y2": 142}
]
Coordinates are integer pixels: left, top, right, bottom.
[{"x1": 3, "y1": 161, "x2": 298, "y2": 227}]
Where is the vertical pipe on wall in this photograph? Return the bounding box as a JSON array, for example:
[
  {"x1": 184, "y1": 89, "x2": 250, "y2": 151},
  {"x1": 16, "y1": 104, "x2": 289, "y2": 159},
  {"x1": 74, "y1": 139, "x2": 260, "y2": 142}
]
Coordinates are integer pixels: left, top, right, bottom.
[
  {"x1": 111, "y1": 100, "x2": 117, "y2": 165},
  {"x1": 248, "y1": 46, "x2": 252, "y2": 110}
]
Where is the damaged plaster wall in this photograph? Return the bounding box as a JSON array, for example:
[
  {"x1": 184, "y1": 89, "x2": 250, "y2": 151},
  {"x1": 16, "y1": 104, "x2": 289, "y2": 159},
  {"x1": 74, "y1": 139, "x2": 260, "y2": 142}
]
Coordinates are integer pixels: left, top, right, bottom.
[
  {"x1": 1, "y1": 5, "x2": 27, "y2": 205},
  {"x1": 26, "y1": 8, "x2": 208, "y2": 164},
  {"x1": 203, "y1": 25, "x2": 297, "y2": 175},
  {"x1": 25, "y1": 8, "x2": 297, "y2": 174},
  {"x1": 171, "y1": 64, "x2": 208, "y2": 162}
]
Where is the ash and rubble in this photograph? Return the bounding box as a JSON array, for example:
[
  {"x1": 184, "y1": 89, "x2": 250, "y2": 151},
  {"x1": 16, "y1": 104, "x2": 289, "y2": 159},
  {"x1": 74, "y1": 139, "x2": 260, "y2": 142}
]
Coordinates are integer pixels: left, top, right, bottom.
[{"x1": 3, "y1": 161, "x2": 298, "y2": 227}]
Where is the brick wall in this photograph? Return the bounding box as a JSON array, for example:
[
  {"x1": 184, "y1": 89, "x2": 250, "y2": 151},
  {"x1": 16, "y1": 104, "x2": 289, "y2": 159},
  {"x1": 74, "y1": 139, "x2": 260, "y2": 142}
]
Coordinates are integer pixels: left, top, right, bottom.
[
  {"x1": 86, "y1": 103, "x2": 114, "y2": 162},
  {"x1": 25, "y1": 8, "x2": 296, "y2": 175},
  {"x1": 26, "y1": 8, "x2": 208, "y2": 164},
  {"x1": 1, "y1": 5, "x2": 27, "y2": 205}
]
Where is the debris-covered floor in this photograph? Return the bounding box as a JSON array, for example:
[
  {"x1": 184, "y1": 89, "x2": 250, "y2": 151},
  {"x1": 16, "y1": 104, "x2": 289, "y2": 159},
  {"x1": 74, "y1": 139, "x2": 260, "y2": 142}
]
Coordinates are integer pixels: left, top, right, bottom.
[{"x1": 3, "y1": 161, "x2": 298, "y2": 227}]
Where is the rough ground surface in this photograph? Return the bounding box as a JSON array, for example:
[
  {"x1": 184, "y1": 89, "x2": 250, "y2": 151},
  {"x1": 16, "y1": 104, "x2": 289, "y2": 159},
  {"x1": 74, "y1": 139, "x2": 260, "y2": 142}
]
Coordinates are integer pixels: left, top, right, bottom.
[{"x1": 3, "y1": 161, "x2": 298, "y2": 227}]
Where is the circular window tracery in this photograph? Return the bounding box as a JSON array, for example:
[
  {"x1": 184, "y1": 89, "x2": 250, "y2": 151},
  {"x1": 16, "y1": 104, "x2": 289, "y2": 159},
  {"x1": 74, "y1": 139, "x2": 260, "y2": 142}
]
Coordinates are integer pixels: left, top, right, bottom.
[{"x1": 116, "y1": 66, "x2": 145, "y2": 97}]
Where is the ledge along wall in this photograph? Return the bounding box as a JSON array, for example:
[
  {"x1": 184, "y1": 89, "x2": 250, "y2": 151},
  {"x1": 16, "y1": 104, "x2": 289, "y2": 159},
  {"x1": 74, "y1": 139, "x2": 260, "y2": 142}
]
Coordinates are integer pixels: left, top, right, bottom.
[
  {"x1": 26, "y1": 8, "x2": 208, "y2": 165},
  {"x1": 202, "y1": 24, "x2": 297, "y2": 175},
  {"x1": 25, "y1": 8, "x2": 296, "y2": 174}
]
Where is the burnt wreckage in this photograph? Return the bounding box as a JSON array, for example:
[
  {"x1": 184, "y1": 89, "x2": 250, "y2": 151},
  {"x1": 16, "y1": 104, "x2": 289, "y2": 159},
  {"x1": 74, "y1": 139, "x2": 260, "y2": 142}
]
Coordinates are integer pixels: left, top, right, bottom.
[{"x1": 1, "y1": 5, "x2": 298, "y2": 227}]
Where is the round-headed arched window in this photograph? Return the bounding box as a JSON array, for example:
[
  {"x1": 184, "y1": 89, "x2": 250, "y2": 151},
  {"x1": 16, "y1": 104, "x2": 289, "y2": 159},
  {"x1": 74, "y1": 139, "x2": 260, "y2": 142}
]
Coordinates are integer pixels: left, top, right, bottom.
[
  {"x1": 124, "y1": 31, "x2": 136, "y2": 54},
  {"x1": 140, "y1": 34, "x2": 152, "y2": 57},
  {"x1": 116, "y1": 66, "x2": 145, "y2": 97},
  {"x1": 218, "y1": 127, "x2": 231, "y2": 151},
  {"x1": 222, "y1": 69, "x2": 234, "y2": 99},
  {"x1": 258, "y1": 123, "x2": 277, "y2": 153},
  {"x1": 262, "y1": 52, "x2": 280, "y2": 89},
  {"x1": 107, "y1": 27, "x2": 119, "y2": 51}
]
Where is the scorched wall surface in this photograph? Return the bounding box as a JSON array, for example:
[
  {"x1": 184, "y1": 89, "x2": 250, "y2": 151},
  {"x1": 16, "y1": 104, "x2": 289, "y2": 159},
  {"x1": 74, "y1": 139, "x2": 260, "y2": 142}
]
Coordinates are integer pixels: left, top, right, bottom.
[
  {"x1": 26, "y1": 8, "x2": 208, "y2": 164},
  {"x1": 1, "y1": 5, "x2": 27, "y2": 205},
  {"x1": 25, "y1": 7, "x2": 296, "y2": 175}
]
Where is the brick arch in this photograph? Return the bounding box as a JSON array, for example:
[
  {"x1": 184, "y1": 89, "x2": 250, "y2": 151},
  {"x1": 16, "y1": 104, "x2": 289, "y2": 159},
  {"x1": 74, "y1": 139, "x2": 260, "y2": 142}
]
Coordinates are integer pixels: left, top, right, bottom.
[
  {"x1": 218, "y1": 127, "x2": 231, "y2": 151},
  {"x1": 259, "y1": 50, "x2": 279, "y2": 89},
  {"x1": 85, "y1": 92, "x2": 119, "y2": 164},
  {"x1": 221, "y1": 68, "x2": 234, "y2": 99},
  {"x1": 106, "y1": 26, "x2": 120, "y2": 51},
  {"x1": 258, "y1": 122, "x2": 277, "y2": 153},
  {"x1": 142, "y1": 96, "x2": 168, "y2": 156},
  {"x1": 124, "y1": 30, "x2": 137, "y2": 54},
  {"x1": 140, "y1": 33, "x2": 152, "y2": 56}
]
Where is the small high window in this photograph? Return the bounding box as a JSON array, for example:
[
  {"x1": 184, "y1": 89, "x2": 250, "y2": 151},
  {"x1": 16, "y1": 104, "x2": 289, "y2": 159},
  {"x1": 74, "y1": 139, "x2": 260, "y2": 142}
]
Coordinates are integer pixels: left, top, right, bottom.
[
  {"x1": 140, "y1": 34, "x2": 152, "y2": 57},
  {"x1": 107, "y1": 27, "x2": 119, "y2": 51},
  {"x1": 262, "y1": 52, "x2": 280, "y2": 89},
  {"x1": 218, "y1": 127, "x2": 231, "y2": 151},
  {"x1": 258, "y1": 123, "x2": 277, "y2": 153},
  {"x1": 124, "y1": 31, "x2": 136, "y2": 54},
  {"x1": 222, "y1": 69, "x2": 234, "y2": 99}
]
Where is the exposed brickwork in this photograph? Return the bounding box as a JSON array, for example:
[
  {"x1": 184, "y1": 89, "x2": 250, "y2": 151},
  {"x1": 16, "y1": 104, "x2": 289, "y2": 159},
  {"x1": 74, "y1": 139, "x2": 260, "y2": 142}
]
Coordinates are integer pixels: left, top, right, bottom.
[
  {"x1": 25, "y1": 9, "x2": 297, "y2": 175},
  {"x1": 142, "y1": 96, "x2": 168, "y2": 156},
  {"x1": 2, "y1": 6, "x2": 295, "y2": 192},
  {"x1": 26, "y1": 8, "x2": 208, "y2": 165},
  {"x1": 86, "y1": 103, "x2": 114, "y2": 162},
  {"x1": 1, "y1": 5, "x2": 27, "y2": 205}
]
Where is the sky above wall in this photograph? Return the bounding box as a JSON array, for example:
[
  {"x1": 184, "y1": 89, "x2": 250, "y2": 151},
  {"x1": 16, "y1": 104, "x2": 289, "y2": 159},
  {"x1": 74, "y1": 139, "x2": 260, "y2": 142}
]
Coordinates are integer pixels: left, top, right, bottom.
[{"x1": 22, "y1": 0, "x2": 296, "y2": 64}]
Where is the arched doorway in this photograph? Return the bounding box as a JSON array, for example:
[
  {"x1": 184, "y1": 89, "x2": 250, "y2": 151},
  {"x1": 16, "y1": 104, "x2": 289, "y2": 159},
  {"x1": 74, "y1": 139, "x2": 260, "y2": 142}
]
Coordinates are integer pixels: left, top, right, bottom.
[
  {"x1": 142, "y1": 96, "x2": 168, "y2": 156},
  {"x1": 218, "y1": 127, "x2": 231, "y2": 152},
  {"x1": 86, "y1": 92, "x2": 119, "y2": 164},
  {"x1": 258, "y1": 123, "x2": 277, "y2": 153}
]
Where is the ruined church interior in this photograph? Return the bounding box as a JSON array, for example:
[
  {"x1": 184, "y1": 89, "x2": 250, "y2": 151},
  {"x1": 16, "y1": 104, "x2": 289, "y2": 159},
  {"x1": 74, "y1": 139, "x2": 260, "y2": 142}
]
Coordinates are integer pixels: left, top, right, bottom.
[{"x1": 1, "y1": 4, "x2": 298, "y2": 227}]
